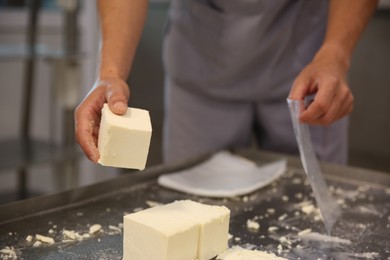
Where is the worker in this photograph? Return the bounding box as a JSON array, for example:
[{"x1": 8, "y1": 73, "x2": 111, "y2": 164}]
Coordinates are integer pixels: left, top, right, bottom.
[{"x1": 75, "y1": 0, "x2": 378, "y2": 165}]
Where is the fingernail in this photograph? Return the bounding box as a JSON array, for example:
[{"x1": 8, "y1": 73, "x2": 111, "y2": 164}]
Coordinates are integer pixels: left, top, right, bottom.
[{"x1": 113, "y1": 102, "x2": 126, "y2": 110}]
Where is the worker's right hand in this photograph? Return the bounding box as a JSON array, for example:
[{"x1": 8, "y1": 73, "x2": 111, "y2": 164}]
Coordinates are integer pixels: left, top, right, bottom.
[{"x1": 74, "y1": 77, "x2": 130, "y2": 163}]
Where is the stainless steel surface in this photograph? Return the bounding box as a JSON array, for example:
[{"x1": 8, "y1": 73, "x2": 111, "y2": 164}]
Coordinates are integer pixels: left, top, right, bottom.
[{"x1": 0, "y1": 150, "x2": 389, "y2": 259}]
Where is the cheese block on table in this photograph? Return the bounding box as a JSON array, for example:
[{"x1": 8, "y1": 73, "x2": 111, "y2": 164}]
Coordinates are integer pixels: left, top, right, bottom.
[
  {"x1": 123, "y1": 200, "x2": 230, "y2": 260},
  {"x1": 98, "y1": 103, "x2": 152, "y2": 170},
  {"x1": 173, "y1": 200, "x2": 230, "y2": 260}
]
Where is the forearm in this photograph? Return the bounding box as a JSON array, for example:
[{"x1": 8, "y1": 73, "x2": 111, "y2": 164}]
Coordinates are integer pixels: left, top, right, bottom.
[
  {"x1": 316, "y1": 0, "x2": 378, "y2": 69},
  {"x1": 98, "y1": 0, "x2": 148, "y2": 81}
]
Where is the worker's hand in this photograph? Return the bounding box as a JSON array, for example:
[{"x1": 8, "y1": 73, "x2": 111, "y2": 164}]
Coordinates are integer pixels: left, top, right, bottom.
[
  {"x1": 289, "y1": 45, "x2": 354, "y2": 126},
  {"x1": 74, "y1": 77, "x2": 130, "y2": 162}
]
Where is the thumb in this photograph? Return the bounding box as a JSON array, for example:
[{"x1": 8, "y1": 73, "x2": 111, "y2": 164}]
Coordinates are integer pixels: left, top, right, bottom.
[{"x1": 106, "y1": 84, "x2": 130, "y2": 115}]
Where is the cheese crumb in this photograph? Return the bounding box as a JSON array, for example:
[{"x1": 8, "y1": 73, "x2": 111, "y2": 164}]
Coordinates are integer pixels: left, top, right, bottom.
[
  {"x1": 301, "y1": 204, "x2": 315, "y2": 215},
  {"x1": 268, "y1": 226, "x2": 279, "y2": 233},
  {"x1": 36, "y1": 234, "x2": 55, "y2": 245},
  {"x1": 109, "y1": 225, "x2": 122, "y2": 233},
  {"x1": 267, "y1": 208, "x2": 275, "y2": 214},
  {"x1": 89, "y1": 224, "x2": 102, "y2": 234},
  {"x1": 26, "y1": 235, "x2": 33, "y2": 242},
  {"x1": 63, "y1": 230, "x2": 80, "y2": 240},
  {"x1": 33, "y1": 241, "x2": 42, "y2": 247},
  {"x1": 278, "y1": 214, "x2": 287, "y2": 221},
  {"x1": 246, "y1": 219, "x2": 260, "y2": 231},
  {"x1": 295, "y1": 193, "x2": 303, "y2": 199},
  {"x1": 0, "y1": 247, "x2": 17, "y2": 260},
  {"x1": 298, "y1": 228, "x2": 312, "y2": 236}
]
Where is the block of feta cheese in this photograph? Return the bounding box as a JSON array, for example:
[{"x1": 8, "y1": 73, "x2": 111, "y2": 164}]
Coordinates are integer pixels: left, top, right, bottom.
[
  {"x1": 98, "y1": 103, "x2": 152, "y2": 170},
  {"x1": 123, "y1": 200, "x2": 230, "y2": 260},
  {"x1": 173, "y1": 200, "x2": 230, "y2": 260}
]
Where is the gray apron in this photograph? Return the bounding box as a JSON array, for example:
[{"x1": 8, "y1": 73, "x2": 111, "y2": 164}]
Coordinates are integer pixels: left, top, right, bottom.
[{"x1": 162, "y1": 0, "x2": 348, "y2": 164}]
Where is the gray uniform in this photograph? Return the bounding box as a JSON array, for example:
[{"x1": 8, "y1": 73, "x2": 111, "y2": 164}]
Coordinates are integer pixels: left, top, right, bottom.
[{"x1": 162, "y1": 0, "x2": 348, "y2": 164}]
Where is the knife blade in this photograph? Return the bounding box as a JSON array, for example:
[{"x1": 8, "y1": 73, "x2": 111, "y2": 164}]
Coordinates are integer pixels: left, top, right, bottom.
[{"x1": 287, "y1": 98, "x2": 341, "y2": 234}]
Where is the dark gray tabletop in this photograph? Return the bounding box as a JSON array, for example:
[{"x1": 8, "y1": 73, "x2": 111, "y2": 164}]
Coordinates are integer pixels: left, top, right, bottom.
[{"x1": 0, "y1": 150, "x2": 389, "y2": 260}]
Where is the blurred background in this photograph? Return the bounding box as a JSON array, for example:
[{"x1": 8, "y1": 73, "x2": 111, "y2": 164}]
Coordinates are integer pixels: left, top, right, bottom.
[{"x1": 0, "y1": 0, "x2": 389, "y2": 205}]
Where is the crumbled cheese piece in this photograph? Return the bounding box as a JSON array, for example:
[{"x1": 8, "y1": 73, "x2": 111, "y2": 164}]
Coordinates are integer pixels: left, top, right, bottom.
[
  {"x1": 314, "y1": 214, "x2": 323, "y2": 222},
  {"x1": 295, "y1": 193, "x2": 303, "y2": 199},
  {"x1": 0, "y1": 247, "x2": 17, "y2": 259},
  {"x1": 89, "y1": 224, "x2": 102, "y2": 234},
  {"x1": 267, "y1": 208, "x2": 275, "y2": 214},
  {"x1": 298, "y1": 228, "x2": 312, "y2": 236},
  {"x1": 48, "y1": 229, "x2": 54, "y2": 234},
  {"x1": 82, "y1": 233, "x2": 91, "y2": 239},
  {"x1": 268, "y1": 226, "x2": 279, "y2": 233},
  {"x1": 277, "y1": 244, "x2": 283, "y2": 254},
  {"x1": 279, "y1": 236, "x2": 292, "y2": 246},
  {"x1": 36, "y1": 234, "x2": 55, "y2": 245},
  {"x1": 301, "y1": 204, "x2": 315, "y2": 215},
  {"x1": 278, "y1": 214, "x2": 287, "y2": 221},
  {"x1": 62, "y1": 230, "x2": 81, "y2": 240},
  {"x1": 109, "y1": 225, "x2": 122, "y2": 233},
  {"x1": 246, "y1": 219, "x2": 260, "y2": 231},
  {"x1": 33, "y1": 241, "x2": 42, "y2": 247},
  {"x1": 26, "y1": 235, "x2": 33, "y2": 242},
  {"x1": 281, "y1": 196, "x2": 289, "y2": 202}
]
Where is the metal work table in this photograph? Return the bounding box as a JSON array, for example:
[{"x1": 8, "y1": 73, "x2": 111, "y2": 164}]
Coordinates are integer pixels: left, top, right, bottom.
[{"x1": 0, "y1": 150, "x2": 389, "y2": 259}]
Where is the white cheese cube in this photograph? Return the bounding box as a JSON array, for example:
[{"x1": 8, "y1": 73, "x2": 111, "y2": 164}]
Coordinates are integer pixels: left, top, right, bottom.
[
  {"x1": 123, "y1": 202, "x2": 199, "y2": 260},
  {"x1": 98, "y1": 103, "x2": 152, "y2": 170},
  {"x1": 173, "y1": 200, "x2": 230, "y2": 260},
  {"x1": 123, "y1": 200, "x2": 230, "y2": 260}
]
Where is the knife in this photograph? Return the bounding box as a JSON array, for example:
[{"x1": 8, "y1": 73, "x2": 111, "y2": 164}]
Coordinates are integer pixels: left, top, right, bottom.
[{"x1": 287, "y1": 98, "x2": 341, "y2": 234}]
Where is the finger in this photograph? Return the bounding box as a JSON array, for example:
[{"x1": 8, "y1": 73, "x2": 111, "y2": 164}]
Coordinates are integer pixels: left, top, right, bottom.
[
  {"x1": 300, "y1": 78, "x2": 338, "y2": 123},
  {"x1": 334, "y1": 90, "x2": 354, "y2": 122},
  {"x1": 75, "y1": 107, "x2": 100, "y2": 163},
  {"x1": 311, "y1": 95, "x2": 342, "y2": 126},
  {"x1": 288, "y1": 72, "x2": 314, "y2": 101},
  {"x1": 106, "y1": 83, "x2": 130, "y2": 115},
  {"x1": 306, "y1": 86, "x2": 353, "y2": 125}
]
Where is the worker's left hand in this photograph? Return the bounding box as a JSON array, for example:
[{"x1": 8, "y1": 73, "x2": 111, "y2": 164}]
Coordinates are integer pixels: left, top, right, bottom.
[{"x1": 289, "y1": 45, "x2": 354, "y2": 126}]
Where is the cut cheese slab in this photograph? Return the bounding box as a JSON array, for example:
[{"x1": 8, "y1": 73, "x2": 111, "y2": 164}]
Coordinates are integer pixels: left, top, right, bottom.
[
  {"x1": 98, "y1": 103, "x2": 152, "y2": 170},
  {"x1": 172, "y1": 200, "x2": 230, "y2": 260},
  {"x1": 123, "y1": 200, "x2": 230, "y2": 260}
]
